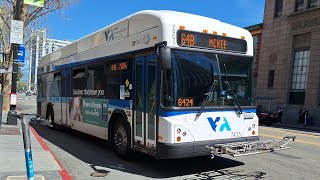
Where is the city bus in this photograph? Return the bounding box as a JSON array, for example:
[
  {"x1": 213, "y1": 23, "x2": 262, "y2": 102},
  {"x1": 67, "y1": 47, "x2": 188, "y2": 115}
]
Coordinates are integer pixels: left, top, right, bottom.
[{"x1": 37, "y1": 10, "x2": 294, "y2": 159}]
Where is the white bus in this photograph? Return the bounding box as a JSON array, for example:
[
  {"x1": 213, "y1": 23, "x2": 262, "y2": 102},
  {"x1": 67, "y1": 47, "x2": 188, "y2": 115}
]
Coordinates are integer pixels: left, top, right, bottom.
[{"x1": 37, "y1": 10, "x2": 293, "y2": 159}]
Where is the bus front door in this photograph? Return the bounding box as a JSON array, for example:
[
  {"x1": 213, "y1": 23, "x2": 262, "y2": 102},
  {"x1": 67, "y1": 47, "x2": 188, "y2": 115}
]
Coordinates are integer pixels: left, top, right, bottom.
[{"x1": 134, "y1": 54, "x2": 158, "y2": 150}]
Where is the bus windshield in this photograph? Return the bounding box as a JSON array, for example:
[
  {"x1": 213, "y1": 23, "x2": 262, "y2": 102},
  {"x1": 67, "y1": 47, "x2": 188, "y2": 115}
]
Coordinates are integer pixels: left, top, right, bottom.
[{"x1": 162, "y1": 49, "x2": 253, "y2": 108}]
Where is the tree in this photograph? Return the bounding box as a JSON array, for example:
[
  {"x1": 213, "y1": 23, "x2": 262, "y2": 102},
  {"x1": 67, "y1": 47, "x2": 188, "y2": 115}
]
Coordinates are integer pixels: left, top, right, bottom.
[
  {"x1": 0, "y1": 0, "x2": 79, "y2": 110},
  {"x1": 17, "y1": 80, "x2": 27, "y2": 91},
  {"x1": 17, "y1": 63, "x2": 23, "y2": 81}
]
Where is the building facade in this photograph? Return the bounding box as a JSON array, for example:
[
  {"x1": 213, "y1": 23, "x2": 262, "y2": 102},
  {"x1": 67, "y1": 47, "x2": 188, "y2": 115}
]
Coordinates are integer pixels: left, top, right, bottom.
[
  {"x1": 245, "y1": 23, "x2": 263, "y2": 97},
  {"x1": 28, "y1": 29, "x2": 71, "y2": 91},
  {"x1": 258, "y1": 0, "x2": 320, "y2": 127}
]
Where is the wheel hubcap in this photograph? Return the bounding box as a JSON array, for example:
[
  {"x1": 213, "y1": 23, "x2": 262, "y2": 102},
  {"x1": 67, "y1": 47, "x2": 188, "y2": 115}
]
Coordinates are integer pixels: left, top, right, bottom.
[
  {"x1": 114, "y1": 126, "x2": 127, "y2": 151},
  {"x1": 48, "y1": 114, "x2": 52, "y2": 124}
]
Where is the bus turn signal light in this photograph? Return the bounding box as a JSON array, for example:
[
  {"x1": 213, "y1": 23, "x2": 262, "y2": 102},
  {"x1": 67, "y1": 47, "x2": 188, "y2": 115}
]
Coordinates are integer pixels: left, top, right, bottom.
[
  {"x1": 179, "y1": 26, "x2": 185, "y2": 30},
  {"x1": 177, "y1": 136, "x2": 181, "y2": 142}
]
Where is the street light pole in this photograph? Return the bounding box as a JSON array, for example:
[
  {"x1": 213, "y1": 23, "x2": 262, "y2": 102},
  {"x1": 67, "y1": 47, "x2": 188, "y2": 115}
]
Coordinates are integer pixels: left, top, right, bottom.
[{"x1": 10, "y1": 0, "x2": 22, "y2": 111}]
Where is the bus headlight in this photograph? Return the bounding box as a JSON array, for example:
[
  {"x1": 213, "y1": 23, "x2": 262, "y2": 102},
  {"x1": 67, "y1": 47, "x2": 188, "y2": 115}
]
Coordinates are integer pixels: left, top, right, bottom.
[
  {"x1": 177, "y1": 128, "x2": 181, "y2": 134},
  {"x1": 174, "y1": 125, "x2": 194, "y2": 143}
]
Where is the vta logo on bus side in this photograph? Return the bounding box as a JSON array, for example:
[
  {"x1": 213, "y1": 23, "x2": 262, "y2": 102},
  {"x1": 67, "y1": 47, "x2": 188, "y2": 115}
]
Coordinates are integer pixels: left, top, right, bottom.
[
  {"x1": 105, "y1": 29, "x2": 115, "y2": 42},
  {"x1": 207, "y1": 117, "x2": 231, "y2": 132}
]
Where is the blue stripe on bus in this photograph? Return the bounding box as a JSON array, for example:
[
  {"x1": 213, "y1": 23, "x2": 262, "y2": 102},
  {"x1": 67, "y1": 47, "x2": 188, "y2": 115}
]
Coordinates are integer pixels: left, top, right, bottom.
[
  {"x1": 38, "y1": 97, "x2": 131, "y2": 108},
  {"x1": 108, "y1": 99, "x2": 131, "y2": 109},
  {"x1": 159, "y1": 109, "x2": 256, "y2": 117},
  {"x1": 38, "y1": 97, "x2": 69, "y2": 103}
]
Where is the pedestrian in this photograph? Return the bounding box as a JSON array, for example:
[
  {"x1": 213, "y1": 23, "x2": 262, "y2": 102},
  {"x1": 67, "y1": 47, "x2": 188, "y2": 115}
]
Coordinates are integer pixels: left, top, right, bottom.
[
  {"x1": 276, "y1": 106, "x2": 283, "y2": 124},
  {"x1": 298, "y1": 108, "x2": 305, "y2": 125},
  {"x1": 303, "y1": 110, "x2": 309, "y2": 127}
]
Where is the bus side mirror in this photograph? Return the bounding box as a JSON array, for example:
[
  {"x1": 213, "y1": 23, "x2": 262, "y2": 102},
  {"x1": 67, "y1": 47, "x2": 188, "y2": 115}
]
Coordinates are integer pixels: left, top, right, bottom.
[{"x1": 160, "y1": 47, "x2": 171, "y2": 69}]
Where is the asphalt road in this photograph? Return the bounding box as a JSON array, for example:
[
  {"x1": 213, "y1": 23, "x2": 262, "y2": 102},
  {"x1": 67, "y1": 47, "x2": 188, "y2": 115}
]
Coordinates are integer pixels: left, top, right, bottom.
[{"x1": 17, "y1": 93, "x2": 320, "y2": 180}]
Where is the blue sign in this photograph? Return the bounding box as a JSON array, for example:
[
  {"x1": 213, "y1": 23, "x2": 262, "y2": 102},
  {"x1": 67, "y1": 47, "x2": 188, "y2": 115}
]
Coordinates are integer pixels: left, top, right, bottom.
[{"x1": 17, "y1": 45, "x2": 25, "y2": 63}]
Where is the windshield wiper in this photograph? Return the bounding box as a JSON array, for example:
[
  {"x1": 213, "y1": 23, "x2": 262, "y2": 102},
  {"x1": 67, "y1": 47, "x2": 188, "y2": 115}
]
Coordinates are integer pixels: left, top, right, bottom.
[
  {"x1": 195, "y1": 62, "x2": 218, "y2": 121},
  {"x1": 223, "y1": 64, "x2": 243, "y2": 114}
]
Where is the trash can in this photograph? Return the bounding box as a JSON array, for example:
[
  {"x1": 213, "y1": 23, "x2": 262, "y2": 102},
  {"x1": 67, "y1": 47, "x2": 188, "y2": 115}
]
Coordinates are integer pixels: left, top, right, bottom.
[{"x1": 7, "y1": 110, "x2": 18, "y2": 125}]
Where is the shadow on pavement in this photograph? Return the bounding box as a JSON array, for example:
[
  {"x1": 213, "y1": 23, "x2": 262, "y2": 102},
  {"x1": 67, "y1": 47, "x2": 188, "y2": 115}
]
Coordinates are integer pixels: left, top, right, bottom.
[{"x1": 30, "y1": 121, "x2": 253, "y2": 179}]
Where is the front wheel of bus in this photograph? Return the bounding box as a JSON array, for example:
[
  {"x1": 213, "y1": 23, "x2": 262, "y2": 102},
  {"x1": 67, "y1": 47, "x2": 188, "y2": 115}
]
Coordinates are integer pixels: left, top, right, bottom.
[{"x1": 113, "y1": 121, "x2": 132, "y2": 159}]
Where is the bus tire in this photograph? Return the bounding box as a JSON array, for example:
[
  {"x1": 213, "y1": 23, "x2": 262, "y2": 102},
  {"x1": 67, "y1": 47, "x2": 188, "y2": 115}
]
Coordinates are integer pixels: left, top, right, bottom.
[
  {"x1": 112, "y1": 120, "x2": 132, "y2": 159},
  {"x1": 46, "y1": 107, "x2": 56, "y2": 129}
]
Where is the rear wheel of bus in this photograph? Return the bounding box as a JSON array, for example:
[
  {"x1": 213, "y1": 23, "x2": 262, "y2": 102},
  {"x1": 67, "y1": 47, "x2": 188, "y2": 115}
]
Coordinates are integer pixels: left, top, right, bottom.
[
  {"x1": 46, "y1": 107, "x2": 56, "y2": 129},
  {"x1": 112, "y1": 119, "x2": 132, "y2": 159}
]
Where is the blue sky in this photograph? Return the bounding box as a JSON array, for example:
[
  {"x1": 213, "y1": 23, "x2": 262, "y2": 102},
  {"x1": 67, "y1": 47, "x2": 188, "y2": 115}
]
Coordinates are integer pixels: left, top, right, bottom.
[
  {"x1": 46, "y1": 0, "x2": 265, "y2": 40},
  {"x1": 21, "y1": 0, "x2": 265, "y2": 82}
]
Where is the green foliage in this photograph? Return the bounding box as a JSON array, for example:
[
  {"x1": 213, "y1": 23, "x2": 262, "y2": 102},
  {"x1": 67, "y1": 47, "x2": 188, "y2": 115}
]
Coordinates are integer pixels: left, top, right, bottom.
[{"x1": 17, "y1": 80, "x2": 28, "y2": 91}]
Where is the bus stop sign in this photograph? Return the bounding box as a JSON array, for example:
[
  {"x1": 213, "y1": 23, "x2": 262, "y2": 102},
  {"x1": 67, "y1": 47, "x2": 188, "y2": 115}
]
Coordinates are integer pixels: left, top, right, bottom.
[{"x1": 17, "y1": 45, "x2": 25, "y2": 63}]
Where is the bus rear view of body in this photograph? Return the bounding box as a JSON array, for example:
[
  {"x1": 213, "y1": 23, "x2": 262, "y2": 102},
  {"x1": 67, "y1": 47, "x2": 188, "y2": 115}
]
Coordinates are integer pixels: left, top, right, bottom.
[{"x1": 37, "y1": 10, "x2": 294, "y2": 159}]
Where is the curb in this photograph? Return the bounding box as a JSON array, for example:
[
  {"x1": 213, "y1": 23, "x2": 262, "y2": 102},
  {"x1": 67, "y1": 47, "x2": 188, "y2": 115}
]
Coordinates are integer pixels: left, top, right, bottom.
[{"x1": 29, "y1": 126, "x2": 73, "y2": 180}]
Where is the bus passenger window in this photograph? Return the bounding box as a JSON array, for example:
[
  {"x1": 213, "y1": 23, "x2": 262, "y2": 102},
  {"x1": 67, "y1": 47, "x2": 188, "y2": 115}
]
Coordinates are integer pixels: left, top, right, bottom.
[{"x1": 72, "y1": 68, "x2": 87, "y2": 91}]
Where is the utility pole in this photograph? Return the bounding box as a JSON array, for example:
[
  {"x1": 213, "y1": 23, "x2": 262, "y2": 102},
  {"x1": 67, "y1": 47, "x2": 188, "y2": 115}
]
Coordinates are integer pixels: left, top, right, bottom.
[{"x1": 10, "y1": 0, "x2": 22, "y2": 111}]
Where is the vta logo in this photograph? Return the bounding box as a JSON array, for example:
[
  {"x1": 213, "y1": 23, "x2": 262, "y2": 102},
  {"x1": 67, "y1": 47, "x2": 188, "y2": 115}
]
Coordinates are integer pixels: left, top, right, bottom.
[
  {"x1": 207, "y1": 117, "x2": 231, "y2": 132},
  {"x1": 105, "y1": 29, "x2": 115, "y2": 42}
]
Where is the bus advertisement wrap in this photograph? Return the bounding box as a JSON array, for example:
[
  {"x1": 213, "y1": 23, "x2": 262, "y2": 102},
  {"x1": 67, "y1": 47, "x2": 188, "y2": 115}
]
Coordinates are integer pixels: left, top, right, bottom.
[
  {"x1": 69, "y1": 97, "x2": 108, "y2": 127},
  {"x1": 82, "y1": 98, "x2": 108, "y2": 127}
]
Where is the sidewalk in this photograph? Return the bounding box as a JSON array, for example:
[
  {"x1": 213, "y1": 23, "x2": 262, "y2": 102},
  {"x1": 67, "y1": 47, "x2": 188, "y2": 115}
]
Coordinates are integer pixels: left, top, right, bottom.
[
  {"x1": 272, "y1": 123, "x2": 320, "y2": 136},
  {"x1": 0, "y1": 111, "x2": 68, "y2": 180}
]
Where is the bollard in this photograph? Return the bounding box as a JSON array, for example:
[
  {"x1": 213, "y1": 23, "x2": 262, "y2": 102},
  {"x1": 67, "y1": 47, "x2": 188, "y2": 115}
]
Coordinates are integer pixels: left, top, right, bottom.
[{"x1": 21, "y1": 114, "x2": 35, "y2": 180}]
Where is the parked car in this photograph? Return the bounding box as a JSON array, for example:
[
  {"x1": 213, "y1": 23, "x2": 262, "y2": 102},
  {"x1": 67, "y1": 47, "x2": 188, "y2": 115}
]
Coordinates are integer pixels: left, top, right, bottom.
[
  {"x1": 26, "y1": 91, "x2": 32, "y2": 96},
  {"x1": 256, "y1": 105, "x2": 278, "y2": 126},
  {"x1": 257, "y1": 112, "x2": 277, "y2": 126}
]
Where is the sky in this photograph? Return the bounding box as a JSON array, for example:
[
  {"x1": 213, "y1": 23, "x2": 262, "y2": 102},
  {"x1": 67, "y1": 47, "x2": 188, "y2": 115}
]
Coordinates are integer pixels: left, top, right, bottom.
[
  {"x1": 21, "y1": 0, "x2": 265, "y2": 82},
  {"x1": 45, "y1": 0, "x2": 265, "y2": 40}
]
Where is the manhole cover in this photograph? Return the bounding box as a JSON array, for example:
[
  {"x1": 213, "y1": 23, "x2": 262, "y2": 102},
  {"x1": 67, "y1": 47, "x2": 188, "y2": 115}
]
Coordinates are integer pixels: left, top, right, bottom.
[
  {"x1": 0, "y1": 127, "x2": 21, "y2": 135},
  {"x1": 90, "y1": 172, "x2": 108, "y2": 177}
]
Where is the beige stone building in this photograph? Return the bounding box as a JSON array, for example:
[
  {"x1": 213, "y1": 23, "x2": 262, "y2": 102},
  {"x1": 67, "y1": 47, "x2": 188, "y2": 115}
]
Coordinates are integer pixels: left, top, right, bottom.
[{"x1": 257, "y1": 0, "x2": 320, "y2": 127}]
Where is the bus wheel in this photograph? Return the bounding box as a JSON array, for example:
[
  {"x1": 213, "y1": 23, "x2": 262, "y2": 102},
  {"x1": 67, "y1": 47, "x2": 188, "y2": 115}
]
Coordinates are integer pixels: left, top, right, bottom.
[
  {"x1": 46, "y1": 108, "x2": 56, "y2": 129},
  {"x1": 113, "y1": 121, "x2": 131, "y2": 159}
]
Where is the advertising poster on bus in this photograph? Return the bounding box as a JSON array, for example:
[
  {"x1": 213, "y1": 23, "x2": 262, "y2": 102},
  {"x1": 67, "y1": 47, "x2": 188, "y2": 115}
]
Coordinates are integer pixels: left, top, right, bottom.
[{"x1": 69, "y1": 97, "x2": 108, "y2": 128}]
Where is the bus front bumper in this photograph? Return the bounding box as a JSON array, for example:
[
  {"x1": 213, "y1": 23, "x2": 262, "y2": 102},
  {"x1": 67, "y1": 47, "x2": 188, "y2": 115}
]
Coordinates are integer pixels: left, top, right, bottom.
[{"x1": 156, "y1": 136, "x2": 259, "y2": 159}]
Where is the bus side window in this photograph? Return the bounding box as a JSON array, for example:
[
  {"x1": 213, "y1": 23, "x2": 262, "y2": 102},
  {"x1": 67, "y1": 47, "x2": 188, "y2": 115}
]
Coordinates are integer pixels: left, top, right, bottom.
[
  {"x1": 87, "y1": 66, "x2": 105, "y2": 97},
  {"x1": 72, "y1": 68, "x2": 87, "y2": 91},
  {"x1": 105, "y1": 60, "x2": 132, "y2": 99}
]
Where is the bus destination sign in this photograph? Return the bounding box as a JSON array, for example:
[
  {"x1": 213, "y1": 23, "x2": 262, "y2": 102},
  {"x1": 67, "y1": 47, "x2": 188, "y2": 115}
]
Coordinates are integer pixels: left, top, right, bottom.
[
  {"x1": 111, "y1": 62, "x2": 128, "y2": 71},
  {"x1": 177, "y1": 30, "x2": 247, "y2": 53}
]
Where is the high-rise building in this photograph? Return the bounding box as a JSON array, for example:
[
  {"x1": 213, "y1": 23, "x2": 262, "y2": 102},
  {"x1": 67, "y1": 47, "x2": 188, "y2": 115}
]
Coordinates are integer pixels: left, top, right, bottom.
[
  {"x1": 257, "y1": 0, "x2": 320, "y2": 127},
  {"x1": 28, "y1": 29, "x2": 71, "y2": 91}
]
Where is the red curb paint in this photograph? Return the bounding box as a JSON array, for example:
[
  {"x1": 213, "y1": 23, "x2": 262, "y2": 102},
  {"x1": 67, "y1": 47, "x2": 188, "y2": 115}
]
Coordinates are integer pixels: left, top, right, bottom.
[{"x1": 29, "y1": 126, "x2": 73, "y2": 180}]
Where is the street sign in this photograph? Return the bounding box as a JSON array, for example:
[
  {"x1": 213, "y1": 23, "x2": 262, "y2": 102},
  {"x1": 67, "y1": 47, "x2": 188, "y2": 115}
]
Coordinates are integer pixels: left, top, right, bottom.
[
  {"x1": 23, "y1": 0, "x2": 45, "y2": 7},
  {"x1": 18, "y1": 45, "x2": 25, "y2": 63},
  {"x1": 10, "y1": 20, "x2": 24, "y2": 45}
]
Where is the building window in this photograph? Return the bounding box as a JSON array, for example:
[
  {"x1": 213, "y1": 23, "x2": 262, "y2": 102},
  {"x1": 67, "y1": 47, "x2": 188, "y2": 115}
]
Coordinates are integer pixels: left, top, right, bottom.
[
  {"x1": 296, "y1": 0, "x2": 305, "y2": 11},
  {"x1": 268, "y1": 70, "x2": 275, "y2": 88},
  {"x1": 308, "y1": 0, "x2": 318, "y2": 8},
  {"x1": 275, "y1": 0, "x2": 283, "y2": 17},
  {"x1": 289, "y1": 49, "x2": 310, "y2": 104}
]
